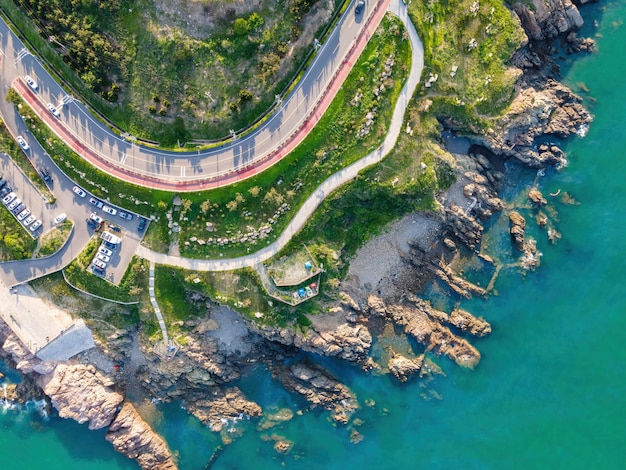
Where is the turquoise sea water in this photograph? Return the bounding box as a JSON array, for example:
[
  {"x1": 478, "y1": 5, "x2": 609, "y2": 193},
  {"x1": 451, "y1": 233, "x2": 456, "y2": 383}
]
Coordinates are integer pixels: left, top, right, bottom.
[{"x1": 1, "y1": 1, "x2": 625, "y2": 468}]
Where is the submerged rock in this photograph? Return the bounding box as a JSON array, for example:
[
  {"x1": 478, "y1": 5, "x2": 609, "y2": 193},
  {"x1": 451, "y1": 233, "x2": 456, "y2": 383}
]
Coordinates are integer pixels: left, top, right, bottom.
[
  {"x1": 388, "y1": 353, "x2": 424, "y2": 383},
  {"x1": 270, "y1": 361, "x2": 358, "y2": 424},
  {"x1": 186, "y1": 386, "x2": 262, "y2": 432}
]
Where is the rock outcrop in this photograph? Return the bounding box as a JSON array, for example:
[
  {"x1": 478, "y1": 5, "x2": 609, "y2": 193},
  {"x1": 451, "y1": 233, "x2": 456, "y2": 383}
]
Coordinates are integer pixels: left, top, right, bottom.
[
  {"x1": 270, "y1": 361, "x2": 358, "y2": 424},
  {"x1": 39, "y1": 363, "x2": 123, "y2": 430},
  {"x1": 388, "y1": 353, "x2": 424, "y2": 383},
  {"x1": 449, "y1": 309, "x2": 492, "y2": 337},
  {"x1": 529, "y1": 188, "x2": 547, "y2": 206},
  {"x1": 369, "y1": 296, "x2": 483, "y2": 369},
  {"x1": 106, "y1": 401, "x2": 177, "y2": 470},
  {"x1": 185, "y1": 386, "x2": 262, "y2": 432},
  {"x1": 473, "y1": 79, "x2": 592, "y2": 168},
  {"x1": 140, "y1": 334, "x2": 241, "y2": 401},
  {"x1": 253, "y1": 310, "x2": 371, "y2": 363},
  {"x1": 509, "y1": 211, "x2": 527, "y2": 251},
  {"x1": 513, "y1": 0, "x2": 583, "y2": 41}
]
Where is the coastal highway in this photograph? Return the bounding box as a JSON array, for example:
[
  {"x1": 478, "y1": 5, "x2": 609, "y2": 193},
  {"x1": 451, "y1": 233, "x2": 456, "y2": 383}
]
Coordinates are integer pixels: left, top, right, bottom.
[
  {"x1": 137, "y1": 0, "x2": 424, "y2": 272},
  {"x1": 0, "y1": 0, "x2": 422, "y2": 286},
  {"x1": 0, "y1": 0, "x2": 391, "y2": 191}
]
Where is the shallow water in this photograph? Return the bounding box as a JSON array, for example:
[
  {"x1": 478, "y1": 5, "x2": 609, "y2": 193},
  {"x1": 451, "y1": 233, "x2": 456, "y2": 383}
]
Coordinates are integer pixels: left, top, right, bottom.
[{"x1": 1, "y1": 0, "x2": 625, "y2": 467}]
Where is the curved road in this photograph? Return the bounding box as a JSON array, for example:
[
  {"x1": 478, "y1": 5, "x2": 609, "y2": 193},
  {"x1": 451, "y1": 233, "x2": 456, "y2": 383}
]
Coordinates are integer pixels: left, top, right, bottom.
[
  {"x1": 137, "y1": 0, "x2": 423, "y2": 271},
  {"x1": 2, "y1": 0, "x2": 392, "y2": 191}
]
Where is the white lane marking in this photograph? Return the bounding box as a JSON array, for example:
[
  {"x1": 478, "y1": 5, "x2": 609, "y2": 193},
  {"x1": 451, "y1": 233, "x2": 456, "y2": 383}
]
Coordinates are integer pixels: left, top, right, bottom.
[{"x1": 180, "y1": 166, "x2": 186, "y2": 177}]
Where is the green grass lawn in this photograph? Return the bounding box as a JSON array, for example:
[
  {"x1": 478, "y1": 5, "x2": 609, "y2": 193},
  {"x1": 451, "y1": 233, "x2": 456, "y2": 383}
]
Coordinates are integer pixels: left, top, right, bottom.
[
  {"x1": 36, "y1": 220, "x2": 72, "y2": 257},
  {"x1": 408, "y1": 0, "x2": 525, "y2": 129},
  {"x1": 0, "y1": 204, "x2": 37, "y2": 260}
]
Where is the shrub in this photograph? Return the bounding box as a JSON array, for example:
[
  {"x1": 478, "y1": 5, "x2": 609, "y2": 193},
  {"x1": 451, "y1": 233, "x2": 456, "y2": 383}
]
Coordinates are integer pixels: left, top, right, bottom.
[{"x1": 234, "y1": 18, "x2": 250, "y2": 36}]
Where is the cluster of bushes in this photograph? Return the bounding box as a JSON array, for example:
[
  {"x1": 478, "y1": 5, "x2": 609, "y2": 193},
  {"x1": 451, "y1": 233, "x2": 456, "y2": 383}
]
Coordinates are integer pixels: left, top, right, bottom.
[{"x1": 14, "y1": 0, "x2": 123, "y2": 99}]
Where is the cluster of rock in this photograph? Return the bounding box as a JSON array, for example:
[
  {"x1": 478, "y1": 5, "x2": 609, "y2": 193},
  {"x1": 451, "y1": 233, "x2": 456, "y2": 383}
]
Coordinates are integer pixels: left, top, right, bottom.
[
  {"x1": 269, "y1": 361, "x2": 358, "y2": 424},
  {"x1": 472, "y1": 78, "x2": 592, "y2": 168},
  {"x1": 252, "y1": 309, "x2": 372, "y2": 363},
  {"x1": 184, "y1": 202, "x2": 290, "y2": 248},
  {"x1": 0, "y1": 320, "x2": 176, "y2": 470},
  {"x1": 355, "y1": 54, "x2": 396, "y2": 138}
]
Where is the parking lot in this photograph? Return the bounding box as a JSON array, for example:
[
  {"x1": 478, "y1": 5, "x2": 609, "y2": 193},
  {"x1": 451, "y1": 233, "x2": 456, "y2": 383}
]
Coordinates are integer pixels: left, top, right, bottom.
[{"x1": 0, "y1": 144, "x2": 149, "y2": 287}]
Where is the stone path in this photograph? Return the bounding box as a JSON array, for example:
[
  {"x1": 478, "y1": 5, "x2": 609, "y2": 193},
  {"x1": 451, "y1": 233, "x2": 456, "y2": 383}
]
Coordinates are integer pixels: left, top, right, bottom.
[
  {"x1": 136, "y1": 0, "x2": 424, "y2": 273},
  {"x1": 148, "y1": 261, "x2": 169, "y2": 344}
]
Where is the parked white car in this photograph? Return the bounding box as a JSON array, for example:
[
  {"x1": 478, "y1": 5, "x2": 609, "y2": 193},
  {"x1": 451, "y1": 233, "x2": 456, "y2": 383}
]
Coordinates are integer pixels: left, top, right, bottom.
[
  {"x1": 17, "y1": 209, "x2": 30, "y2": 221},
  {"x1": 30, "y1": 220, "x2": 42, "y2": 231},
  {"x1": 23, "y1": 214, "x2": 36, "y2": 226},
  {"x1": 53, "y1": 213, "x2": 67, "y2": 224},
  {"x1": 2, "y1": 192, "x2": 16, "y2": 205},
  {"x1": 102, "y1": 205, "x2": 117, "y2": 216},
  {"x1": 93, "y1": 259, "x2": 107, "y2": 269},
  {"x1": 8, "y1": 198, "x2": 21, "y2": 211},
  {"x1": 98, "y1": 246, "x2": 113, "y2": 257},
  {"x1": 96, "y1": 252, "x2": 110, "y2": 263},
  {"x1": 72, "y1": 186, "x2": 86, "y2": 197}
]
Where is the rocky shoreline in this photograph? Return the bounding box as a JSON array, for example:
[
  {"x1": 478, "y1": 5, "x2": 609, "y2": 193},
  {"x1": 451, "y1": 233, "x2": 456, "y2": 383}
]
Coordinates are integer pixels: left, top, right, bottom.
[{"x1": 0, "y1": 0, "x2": 599, "y2": 467}]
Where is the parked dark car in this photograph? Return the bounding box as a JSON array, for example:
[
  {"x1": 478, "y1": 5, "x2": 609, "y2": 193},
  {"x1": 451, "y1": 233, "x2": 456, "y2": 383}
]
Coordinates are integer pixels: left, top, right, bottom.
[
  {"x1": 138, "y1": 217, "x2": 147, "y2": 232},
  {"x1": 92, "y1": 265, "x2": 105, "y2": 276},
  {"x1": 12, "y1": 203, "x2": 25, "y2": 215},
  {"x1": 40, "y1": 168, "x2": 53, "y2": 184},
  {"x1": 103, "y1": 240, "x2": 118, "y2": 251},
  {"x1": 355, "y1": 0, "x2": 365, "y2": 14}
]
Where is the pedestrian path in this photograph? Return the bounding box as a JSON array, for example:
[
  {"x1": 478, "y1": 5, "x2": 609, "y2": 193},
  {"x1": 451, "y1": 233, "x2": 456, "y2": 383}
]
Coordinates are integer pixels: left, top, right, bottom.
[
  {"x1": 148, "y1": 260, "x2": 169, "y2": 344},
  {"x1": 136, "y1": 0, "x2": 424, "y2": 273}
]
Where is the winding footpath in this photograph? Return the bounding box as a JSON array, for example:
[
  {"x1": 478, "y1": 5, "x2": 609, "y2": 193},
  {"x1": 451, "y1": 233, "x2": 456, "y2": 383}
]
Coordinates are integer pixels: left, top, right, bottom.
[{"x1": 136, "y1": 0, "x2": 424, "y2": 271}]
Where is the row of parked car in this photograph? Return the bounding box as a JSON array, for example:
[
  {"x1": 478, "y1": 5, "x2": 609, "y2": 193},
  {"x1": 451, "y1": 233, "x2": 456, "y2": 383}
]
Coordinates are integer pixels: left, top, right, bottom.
[
  {"x1": 0, "y1": 179, "x2": 42, "y2": 232},
  {"x1": 91, "y1": 232, "x2": 120, "y2": 277}
]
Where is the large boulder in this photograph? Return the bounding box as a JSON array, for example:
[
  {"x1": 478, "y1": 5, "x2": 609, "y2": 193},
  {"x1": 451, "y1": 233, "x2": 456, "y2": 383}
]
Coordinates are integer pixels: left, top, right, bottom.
[
  {"x1": 106, "y1": 401, "x2": 177, "y2": 470},
  {"x1": 39, "y1": 363, "x2": 123, "y2": 430}
]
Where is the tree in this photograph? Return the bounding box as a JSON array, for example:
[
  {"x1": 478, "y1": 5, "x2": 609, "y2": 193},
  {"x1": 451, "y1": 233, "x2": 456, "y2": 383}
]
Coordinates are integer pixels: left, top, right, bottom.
[
  {"x1": 234, "y1": 18, "x2": 250, "y2": 36},
  {"x1": 248, "y1": 13, "x2": 264, "y2": 30},
  {"x1": 200, "y1": 200, "x2": 211, "y2": 214}
]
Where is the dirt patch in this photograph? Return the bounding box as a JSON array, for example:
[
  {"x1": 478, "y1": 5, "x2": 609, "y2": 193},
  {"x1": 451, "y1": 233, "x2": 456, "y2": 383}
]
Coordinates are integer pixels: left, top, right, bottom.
[
  {"x1": 206, "y1": 306, "x2": 257, "y2": 357},
  {"x1": 153, "y1": 0, "x2": 265, "y2": 39},
  {"x1": 347, "y1": 213, "x2": 442, "y2": 292}
]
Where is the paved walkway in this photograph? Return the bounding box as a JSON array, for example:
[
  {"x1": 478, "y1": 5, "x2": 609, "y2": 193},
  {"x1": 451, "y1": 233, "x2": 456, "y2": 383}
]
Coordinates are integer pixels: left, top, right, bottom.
[
  {"x1": 0, "y1": 280, "x2": 94, "y2": 361},
  {"x1": 148, "y1": 261, "x2": 169, "y2": 344},
  {"x1": 136, "y1": 0, "x2": 424, "y2": 272}
]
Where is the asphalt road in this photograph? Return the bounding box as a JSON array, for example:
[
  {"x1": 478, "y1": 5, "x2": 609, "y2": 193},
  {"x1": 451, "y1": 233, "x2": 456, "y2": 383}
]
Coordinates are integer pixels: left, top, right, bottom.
[
  {"x1": 138, "y1": 0, "x2": 424, "y2": 273},
  {"x1": 0, "y1": 58, "x2": 146, "y2": 286},
  {"x1": 0, "y1": 0, "x2": 384, "y2": 189}
]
